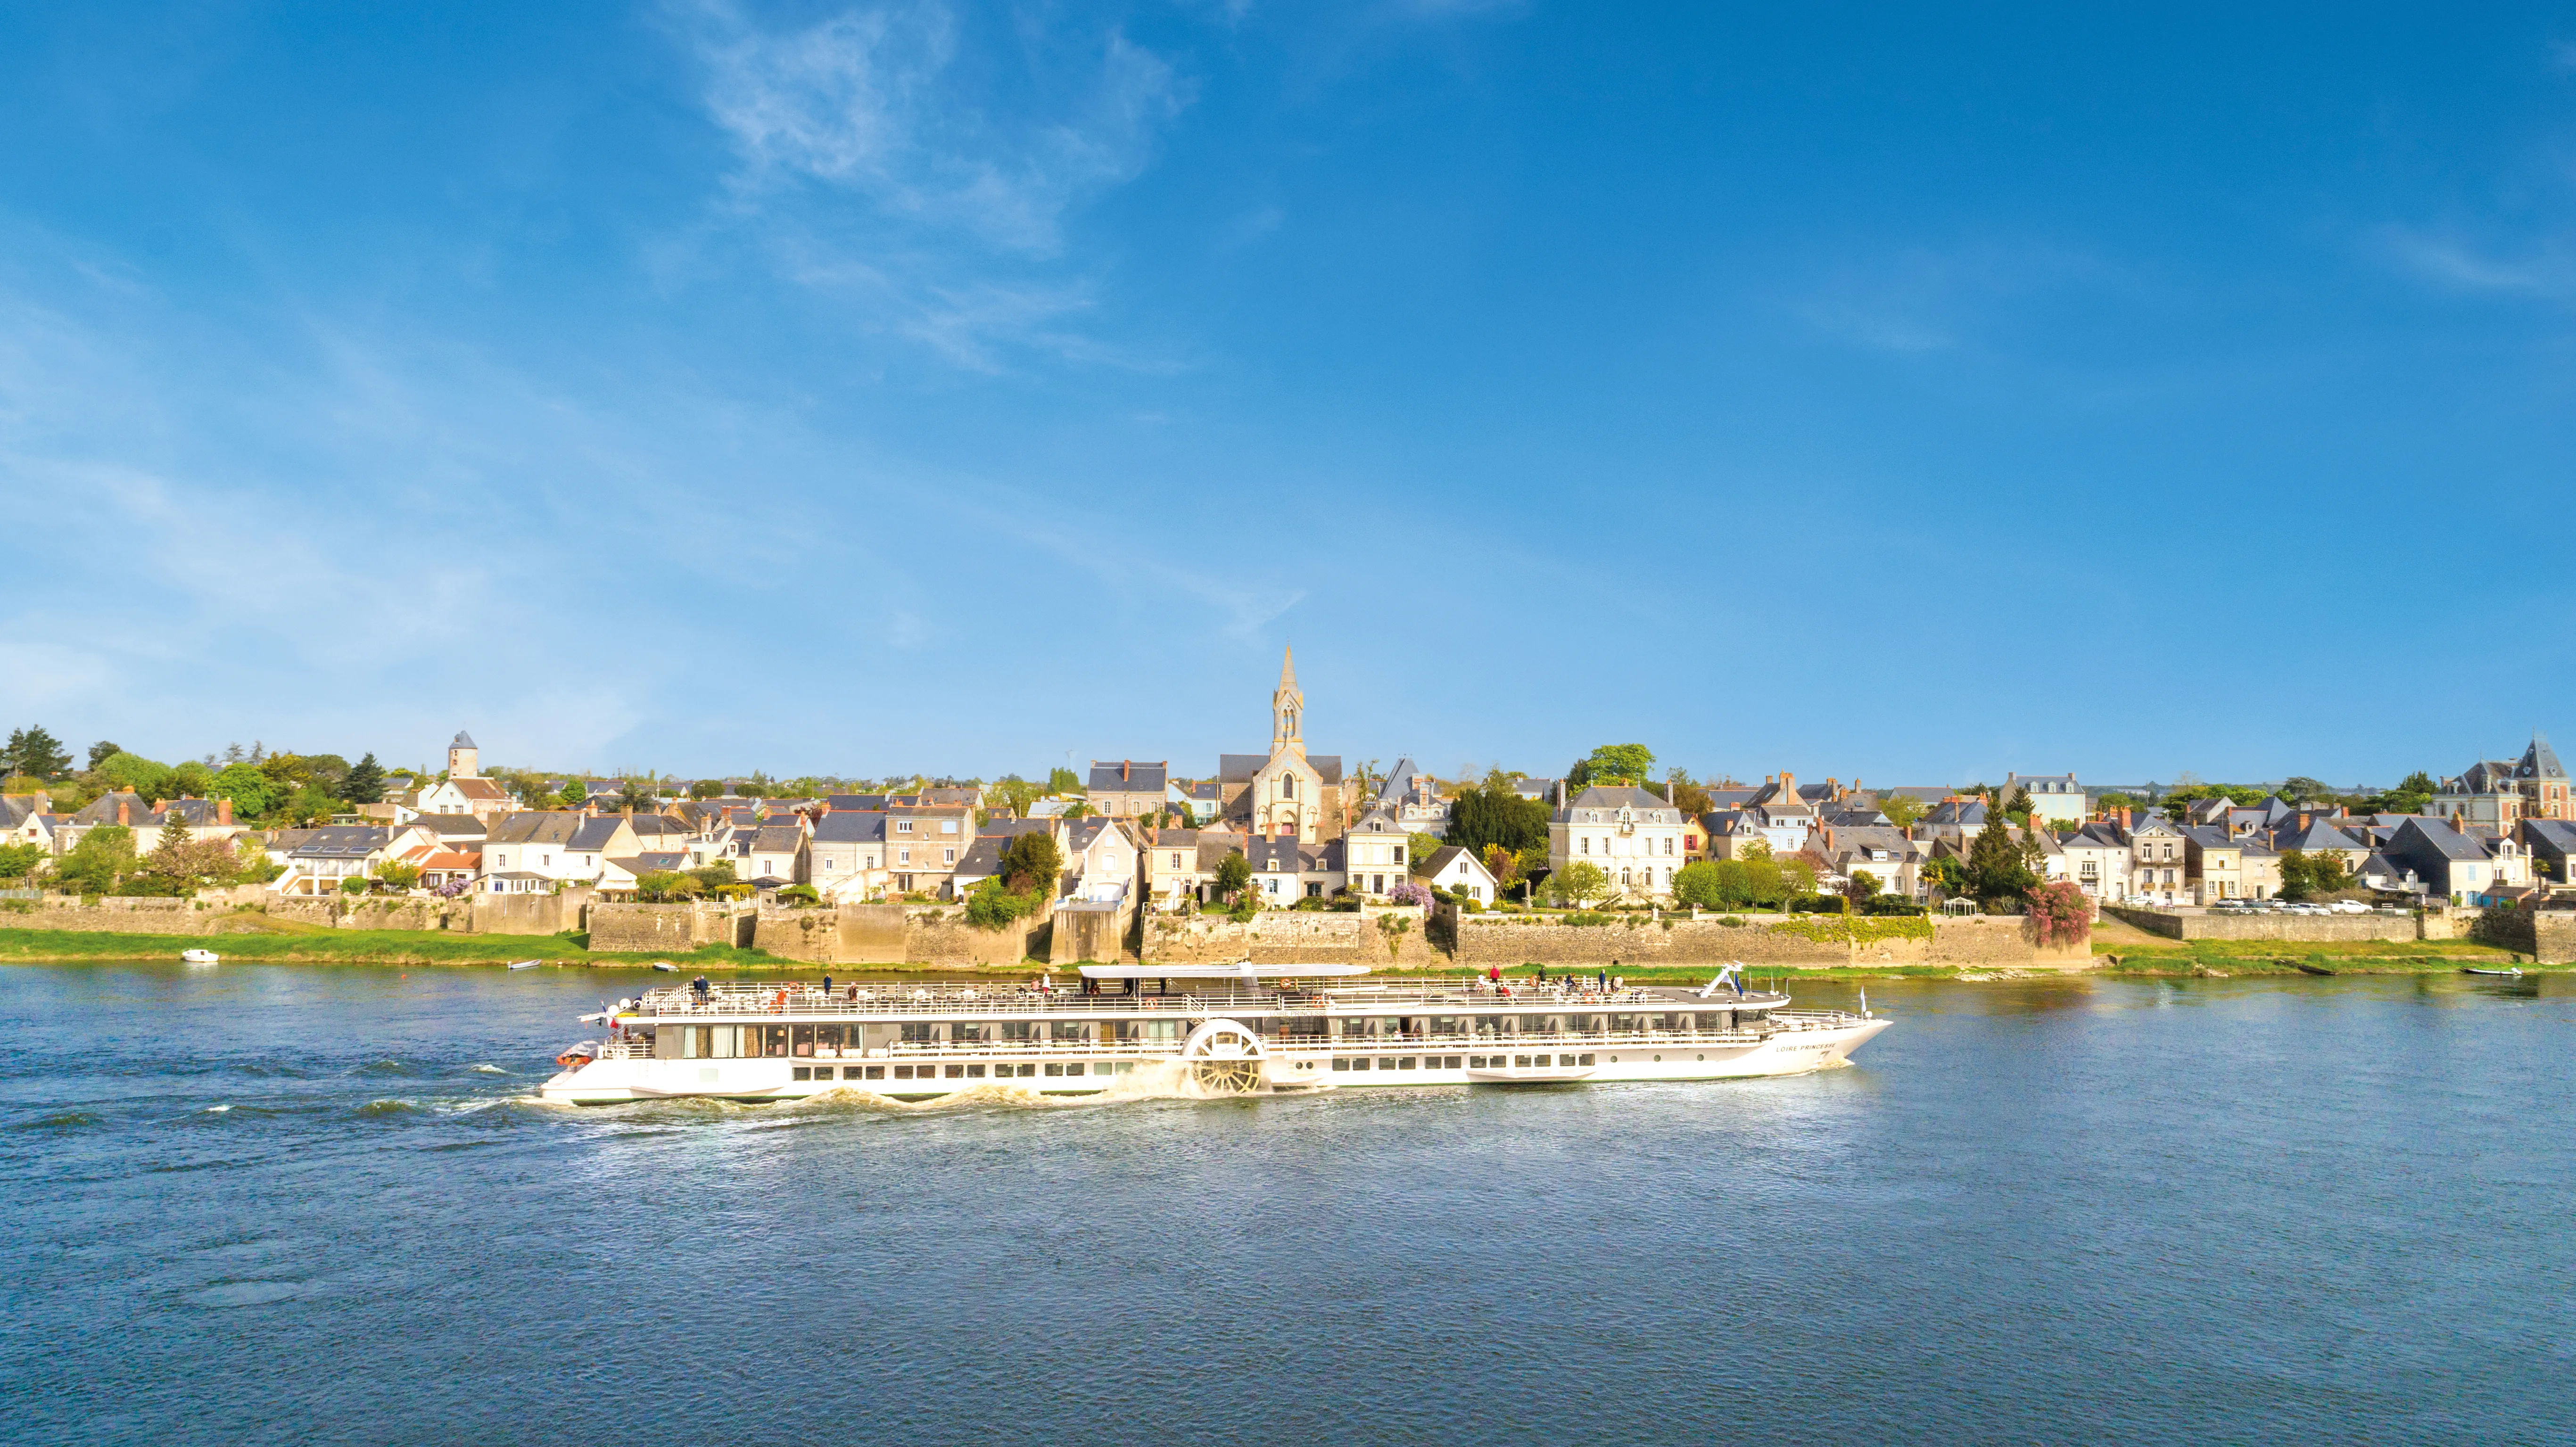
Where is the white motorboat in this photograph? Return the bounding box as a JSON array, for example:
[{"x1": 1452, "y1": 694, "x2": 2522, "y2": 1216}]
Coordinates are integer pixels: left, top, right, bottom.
[
  {"x1": 180, "y1": 949, "x2": 220, "y2": 966},
  {"x1": 538, "y1": 963, "x2": 1891, "y2": 1105},
  {"x1": 507, "y1": 960, "x2": 542, "y2": 970},
  {"x1": 651, "y1": 961, "x2": 678, "y2": 972}
]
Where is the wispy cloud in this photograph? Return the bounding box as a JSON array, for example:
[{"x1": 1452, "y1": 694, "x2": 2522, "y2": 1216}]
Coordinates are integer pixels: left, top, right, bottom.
[
  {"x1": 2379, "y1": 225, "x2": 2576, "y2": 300},
  {"x1": 1786, "y1": 240, "x2": 2124, "y2": 355},
  {"x1": 677, "y1": 0, "x2": 1188, "y2": 364}
]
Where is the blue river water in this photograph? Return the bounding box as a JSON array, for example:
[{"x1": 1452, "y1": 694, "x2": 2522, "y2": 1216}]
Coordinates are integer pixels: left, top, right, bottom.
[{"x1": 2, "y1": 962, "x2": 2571, "y2": 1445}]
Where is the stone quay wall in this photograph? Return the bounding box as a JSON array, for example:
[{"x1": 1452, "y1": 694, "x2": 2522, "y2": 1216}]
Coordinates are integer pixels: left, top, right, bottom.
[
  {"x1": 1452, "y1": 911, "x2": 2085, "y2": 969},
  {"x1": 2101, "y1": 905, "x2": 2453, "y2": 945},
  {"x1": 2469, "y1": 908, "x2": 2576, "y2": 963},
  {"x1": 748, "y1": 904, "x2": 1051, "y2": 966},
  {"x1": 588, "y1": 902, "x2": 754, "y2": 955},
  {"x1": 1140, "y1": 908, "x2": 1444, "y2": 970},
  {"x1": 0, "y1": 896, "x2": 246, "y2": 936}
]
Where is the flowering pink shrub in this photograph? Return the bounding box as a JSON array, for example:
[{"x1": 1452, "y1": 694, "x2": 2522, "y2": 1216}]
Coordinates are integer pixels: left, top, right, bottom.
[
  {"x1": 1387, "y1": 881, "x2": 1434, "y2": 909},
  {"x1": 2025, "y1": 880, "x2": 2093, "y2": 946}
]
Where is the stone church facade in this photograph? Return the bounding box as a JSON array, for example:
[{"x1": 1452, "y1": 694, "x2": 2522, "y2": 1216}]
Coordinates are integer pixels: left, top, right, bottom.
[{"x1": 1217, "y1": 648, "x2": 1346, "y2": 844}]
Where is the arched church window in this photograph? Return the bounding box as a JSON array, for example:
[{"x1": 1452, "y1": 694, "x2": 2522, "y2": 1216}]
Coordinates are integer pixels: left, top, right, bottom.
[{"x1": 1282, "y1": 775, "x2": 1296, "y2": 799}]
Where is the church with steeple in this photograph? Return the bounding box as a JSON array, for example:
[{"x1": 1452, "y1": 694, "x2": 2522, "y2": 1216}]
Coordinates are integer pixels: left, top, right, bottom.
[{"x1": 1216, "y1": 647, "x2": 1347, "y2": 843}]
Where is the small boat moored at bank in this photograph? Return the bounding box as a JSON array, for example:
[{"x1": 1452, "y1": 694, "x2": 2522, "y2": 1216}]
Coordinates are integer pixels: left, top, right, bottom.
[
  {"x1": 2463, "y1": 967, "x2": 2525, "y2": 977},
  {"x1": 508, "y1": 960, "x2": 541, "y2": 970},
  {"x1": 180, "y1": 949, "x2": 220, "y2": 966}
]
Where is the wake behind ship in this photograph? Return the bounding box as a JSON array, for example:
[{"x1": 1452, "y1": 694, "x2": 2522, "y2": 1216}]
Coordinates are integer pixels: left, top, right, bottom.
[{"x1": 539, "y1": 962, "x2": 1889, "y2": 1103}]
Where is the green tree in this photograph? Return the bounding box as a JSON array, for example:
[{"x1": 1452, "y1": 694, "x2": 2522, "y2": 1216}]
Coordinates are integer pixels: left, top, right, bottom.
[
  {"x1": 690, "y1": 779, "x2": 726, "y2": 800},
  {"x1": 54, "y1": 824, "x2": 137, "y2": 895},
  {"x1": 1481, "y1": 843, "x2": 1522, "y2": 894},
  {"x1": 87, "y1": 740, "x2": 125, "y2": 770},
  {"x1": 2278, "y1": 776, "x2": 2333, "y2": 804},
  {"x1": 555, "y1": 779, "x2": 588, "y2": 809},
  {"x1": 965, "y1": 878, "x2": 1040, "y2": 928},
  {"x1": 614, "y1": 778, "x2": 657, "y2": 814},
  {"x1": 3, "y1": 726, "x2": 73, "y2": 779},
  {"x1": 375, "y1": 860, "x2": 423, "y2": 892},
  {"x1": 91, "y1": 751, "x2": 173, "y2": 801},
  {"x1": 2368, "y1": 772, "x2": 2437, "y2": 816},
  {"x1": 340, "y1": 753, "x2": 387, "y2": 807},
  {"x1": 1444, "y1": 779, "x2": 1550, "y2": 855},
  {"x1": 1665, "y1": 768, "x2": 1713, "y2": 816},
  {"x1": 989, "y1": 774, "x2": 1042, "y2": 817},
  {"x1": 1966, "y1": 813, "x2": 2037, "y2": 905},
  {"x1": 1879, "y1": 793, "x2": 1928, "y2": 829},
  {"x1": 339, "y1": 875, "x2": 370, "y2": 896},
  {"x1": 1213, "y1": 849, "x2": 1252, "y2": 902},
  {"x1": 999, "y1": 832, "x2": 1064, "y2": 896},
  {"x1": 1844, "y1": 868, "x2": 1882, "y2": 902},
  {"x1": 1923, "y1": 855, "x2": 1968, "y2": 899},
  {"x1": 1405, "y1": 832, "x2": 1443, "y2": 875},
  {"x1": 2003, "y1": 786, "x2": 2033, "y2": 826},
  {"x1": 278, "y1": 784, "x2": 342, "y2": 827},
  {"x1": 210, "y1": 763, "x2": 279, "y2": 821},
  {"x1": 1579, "y1": 744, "x2": 1656, "y2": 788},
  {"x1": 1550, "y1": 859, "x2": 1613, "y2": 907},
  {"x1": 1673, "y1": 859, "x2": 1725, "y2": 910},
  {"x1": 1046, "y1": 766, "x2": 1081, "y2": 795},
  {"x1": 687, "y1": 860, "x2": 739, "y2": 893},
  {"x1": 0, "y1": 842, "x2": 47, "y2": 880},
  {"x1": 169, "y1": 760, "x2": 215, "y2": 797},
  {"x1": 636, "y1": 871, "x2": 700, "y2": 902}
]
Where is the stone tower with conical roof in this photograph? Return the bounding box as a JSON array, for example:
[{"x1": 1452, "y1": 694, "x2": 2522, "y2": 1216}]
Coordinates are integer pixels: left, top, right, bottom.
[{"x1": 448, "y1": 731, "x2": 479, "y2": 779}]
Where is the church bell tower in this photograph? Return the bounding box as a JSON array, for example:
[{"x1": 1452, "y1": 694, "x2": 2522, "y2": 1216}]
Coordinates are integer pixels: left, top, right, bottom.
[{"x1": 1271, "y1": 647, "x2": 1304, "y2": 756}]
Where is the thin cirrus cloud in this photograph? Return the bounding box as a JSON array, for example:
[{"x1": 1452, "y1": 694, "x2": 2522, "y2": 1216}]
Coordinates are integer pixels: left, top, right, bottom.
[{"x1": 677, "y1": 0, "x2": 1188, "y2": 365}]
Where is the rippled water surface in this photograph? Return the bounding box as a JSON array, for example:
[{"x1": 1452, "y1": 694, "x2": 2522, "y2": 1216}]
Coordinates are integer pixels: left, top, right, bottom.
[{"x1": 4, "y1": 962, "x2": 2573, "y2": 1445}]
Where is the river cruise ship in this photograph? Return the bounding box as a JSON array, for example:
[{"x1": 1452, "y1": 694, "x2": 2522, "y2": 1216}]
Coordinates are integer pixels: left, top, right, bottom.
[{"x1": 538, "y1": 963, "x2": 1890, "y2": 1104}]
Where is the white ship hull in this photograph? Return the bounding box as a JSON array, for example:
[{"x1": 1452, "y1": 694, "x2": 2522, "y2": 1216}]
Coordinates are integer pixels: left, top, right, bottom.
[{"x1": 539, "y1": 1015, "x2": 1890, "y2": 1105}]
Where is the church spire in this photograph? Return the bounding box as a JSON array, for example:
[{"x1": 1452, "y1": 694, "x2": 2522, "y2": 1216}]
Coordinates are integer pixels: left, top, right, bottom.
[{"x1": 1271, "y1": 645, "x2": 1304, "y2": 752}]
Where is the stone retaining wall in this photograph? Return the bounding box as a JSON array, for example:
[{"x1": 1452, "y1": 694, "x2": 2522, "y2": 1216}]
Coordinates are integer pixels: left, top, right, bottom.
[
  {"x1": 2101, "y1": 904, "x2": 2444, "y2": 944},
  {"x1": 0, "y1": 896, "x2": 244, "y2": 936},
  {"x1": 588, "y1": 902, "x2": 752, "y2": 954},
  {"x1": 1453, "y1": 912, "x2": 2083, "y2": 968},
  {"x1": 747, "y1": 904, "x2": 1051, "y2": 966},
  {"x1": 1140, "y1": 908, "x2": 1444, "y2": 970}
]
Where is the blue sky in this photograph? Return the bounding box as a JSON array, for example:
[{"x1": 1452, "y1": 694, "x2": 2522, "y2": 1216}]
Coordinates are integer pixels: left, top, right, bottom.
[{"x1": 4, "y1": 2, "x2": 2574, "y2": 788}]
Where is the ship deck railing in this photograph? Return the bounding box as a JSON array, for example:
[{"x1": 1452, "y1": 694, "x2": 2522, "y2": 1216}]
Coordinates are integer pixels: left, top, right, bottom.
[
  {"x1": 591, "y1": 1012, "x2": 1866, "y2": 1062},
  {"x1": 634, "y1": 980, "x2": 1792, "y2": 1019}
]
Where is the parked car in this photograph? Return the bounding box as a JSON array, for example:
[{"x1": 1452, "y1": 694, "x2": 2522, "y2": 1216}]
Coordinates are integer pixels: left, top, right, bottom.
[{"x1": 2328, "y1": 899, "x2": 2369, "y2": 914}]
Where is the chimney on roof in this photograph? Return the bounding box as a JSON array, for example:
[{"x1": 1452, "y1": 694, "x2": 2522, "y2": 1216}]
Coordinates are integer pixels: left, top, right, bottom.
[
  {"x1": 116, "y1": 797, "x2": 130, "y2": 827},
  {"x1": 218, "y1": 798, "x2": 232, "y2": 826},
  {"x1": 1122, "y1": 760, "x2": 1132, "y2": 782},
  {"x1": 1827, "y1": 777, "x2": 1839, "y2": 799},
  {"x1": 1781, "y1": 771, "x2": 1796, "y2": 802}
]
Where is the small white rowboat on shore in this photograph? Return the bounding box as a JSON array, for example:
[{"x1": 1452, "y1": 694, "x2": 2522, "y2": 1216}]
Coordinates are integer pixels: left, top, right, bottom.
[{"x1": 181, "y1": 949, "x2": 220, "y2": 966}]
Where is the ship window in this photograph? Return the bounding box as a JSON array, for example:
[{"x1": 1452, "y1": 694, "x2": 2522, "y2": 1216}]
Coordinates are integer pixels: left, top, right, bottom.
[
  {"x1": 863, "y1": 1066, "x2": 884, "y2": 1080},
  {"x1": 943, "y1": 1065, "x2": 964, "y2": 1079},
  {"x1": 893, "y1": 1065, "x2": 915, "y2": 1080},
  {"x1": 1051, "y1": 1021, "x2": 1092, "y2": 1042},
  {"x1": 1346, "y1": 1058, "x2": 1368, "y2": 1070},
  {"x1": 792, "y1": 1025, "x2": 814, "y2": 1055},
  {"x1": 1044, "y1": 1063, "x2": 1064, "y2": 1077},
  {"x1": 793, "y1": 1067, "x2": 811, "y2": 1081},
  {"x1": 1332, "y1": 1058, "x2": 1352, "y2": 1071},
  {"x1": 1514, "y1": 1054, "x2": 1531, "y2": 1067},
  {"x1": 953, "y1": 1022, "x2": 984, "y2": 1043},
  {"x1": 900, "y1": 1022, "x2": 937, "y2": 1043},
  {"x1": 1065, "y1": 1063, "x2": 1086, "y2": 1077},
  {"x1": 1445, "y1": 1056, "x2": 1463, "y2": 1069},
  {"x1": 1399, "y1": 1057, "x2": 1418, "y2": 1069},
  {"x1": 1377, "y1": 1057, "x2": 1396, "y2": 1070},
  {"x1": 965, "y1": 1064, "x2": 985, "y2": 1078},
  {"x1": 1000, "y1": 1020, "x2": 1035, "y2": 1042},
  {"x1": 813, "y1": 1024, "x2": 845, "y2": 1049},
  {"x1": 1579, "y1": 1054, "x2": 1595, "y2": 1066}
]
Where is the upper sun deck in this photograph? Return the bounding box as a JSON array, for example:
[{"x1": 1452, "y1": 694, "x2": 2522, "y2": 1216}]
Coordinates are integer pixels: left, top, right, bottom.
[{"x1": 635, "y1": 977, "x2": 1792, "y2": 1020}]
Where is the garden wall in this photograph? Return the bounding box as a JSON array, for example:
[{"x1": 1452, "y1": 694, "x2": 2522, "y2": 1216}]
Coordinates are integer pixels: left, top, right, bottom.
[{"x1": 0, "y1": 896, "x2": 246, "y2": 936}]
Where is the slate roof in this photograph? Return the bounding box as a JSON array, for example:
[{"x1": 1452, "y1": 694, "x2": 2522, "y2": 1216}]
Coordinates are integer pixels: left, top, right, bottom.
[
  {"x1": 2005, "y1": 773, "x2": 2080, "y2": 792},
  {"x1": 1197, "y1": 833, "x2": 1247, "y2": 871},
  {"x1": 443, "y1": 777, "x2": 515, "y2": 802},
  {"x1": 567, "y1": 817, "x2": 626, "y2": 853},
  {"x1": 70, "y1": 790, "x2": 149, "y2": 825},
  {"x1": 451, "y1": 731, "x2": 477, "y2": 748},
  {"x1": 2445, "y1": 761, "x2": 2517, "y2": 795},
  {"x1": 289, "y1": 826, "x2": 393, "y2": 860},
  {"x1": 1177, "y1": 781, "x2": 1222, "y2": 802},
  {"x1": 411, "y1": 813, "x2": 487, "y2": 839},
  {"x1": 1217, "y1": 753, "x2": 1345, "y2": 785},
  {"x1": 812, "y1": 811, "x2": 888, "y2": 846},
  {"x1": 2273, "y1": 822, "x2": 2364, "y2": 854},
  {"x1": 1924, "y1": 799, "x2": 1988, "y2": 830},
  {"x1": 1088, "y1": 760, "x2": 1169, "y2": 794},
  {"x1": 1348, "y1": 806, "x2": 1405, "y2": 835},
  {"x1": 826, "y1": 794, "x2": 890, "y2": 813},
  {"x1": 2521, "y1": 819, "x2": 2576, "y2": 855},
  {"x1": 486, "y1": 812, "x2": 586, "y2": 847},
  {"x1": 1373, "y1": 758, "x2": 1422, "y2": 807},
  {"x1": 746, "y1": 824, "x2": 807, "y2": 855},
  {"x1": 1420, "y1": 844, "x2": 1493, "y2": 881},
  {"x1": 627, "y1": 814, "x2": 693, "y2": 840},
  {"x1": 1248, "y1": 837, "x2": 1323, "y2": 872},
  {"x1": 952, "y1": 837, "x2": 1007, "y2": 880},
  {"x1": 2391, "y1": 816, "x2": 2485, "y2": 863},
  {"x1": 1556, "y1": 785, "x2": 1681, "y2": 820},
  {"x1": 2517, "y1": 734, "x2": 2567, "y2": 781}
]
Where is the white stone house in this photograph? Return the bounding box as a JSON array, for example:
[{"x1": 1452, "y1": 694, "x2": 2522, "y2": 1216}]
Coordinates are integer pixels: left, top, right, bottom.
[
  {"x1": 1342, "y1": 807, "x2": 1413, "y2": 899},
  {"x1": 1419, "y1": 845, "x2": 1498, "y2": 904},
  {"x1": 1548, "y1": 784, "x2": 1689, "y2": 901},
  {"x1": 2006, "y1": 773, "x2": 2087, "y2": 826}
]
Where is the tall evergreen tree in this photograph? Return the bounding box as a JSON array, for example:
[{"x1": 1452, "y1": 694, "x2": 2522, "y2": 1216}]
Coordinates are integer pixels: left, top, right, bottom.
[
  {"x1": 5, "y1": 726, "x2": 72, "y2": 779},
  {"x1": 340, "y1": 753, "x2": 387, "y2": 807},
  {"x1": 1966, "y1": 811, "x2": 2037, "y2": 905}
]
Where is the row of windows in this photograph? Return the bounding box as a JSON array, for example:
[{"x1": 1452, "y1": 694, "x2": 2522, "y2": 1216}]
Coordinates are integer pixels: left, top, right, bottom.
[
  {"x1": 1577, "y1": 836, "x2": 1677, "y2": 855},
  {"x1": 787, "y1": 1061, "x2": 1141, "y2": 1082},
  {"x1": 1330, "y1": 1053, "x2": 1599, "y2": 1071}
]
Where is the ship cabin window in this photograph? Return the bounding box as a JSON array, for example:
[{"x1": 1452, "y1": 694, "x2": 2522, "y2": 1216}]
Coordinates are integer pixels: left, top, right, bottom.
[
  {"x1": 756, "y1": 1025, "x2": 790, "y2": 1057},
  {"x1": 999, "y1": 1020, "x2": 1036, "y2": 1042},
  {"x1": 1568, "y1": 1014, "x2": 1603, "y2": 1034},
  {"x1": 952, "y1": 1022, "x2": 985, "y2": 1043},
  {"x1": 1431, "y1": 1016, "x2": 1461, "y2": 1036},
  {"x1": 1610, "y1": 1014, "x2": 1642, "y2": 1034},
  {"x1": 1050, "y1": 1021, "x2": 1092, "y2": 1043},
  {"x1": 900, "y1": 1022, "x2": 939, "y2": 1044}
]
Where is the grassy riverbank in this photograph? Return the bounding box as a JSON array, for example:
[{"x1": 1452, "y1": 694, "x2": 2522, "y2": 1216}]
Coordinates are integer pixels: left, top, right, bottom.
[
  {"x1": 0, "y1": 923, "x2": 2551, "y2": 978},
  {"x1": 0, "y1": 925, "x2": 801, "y2": 969}
]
